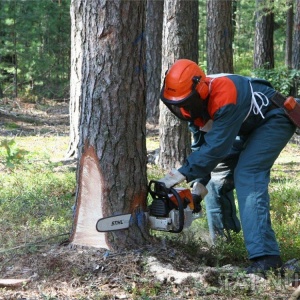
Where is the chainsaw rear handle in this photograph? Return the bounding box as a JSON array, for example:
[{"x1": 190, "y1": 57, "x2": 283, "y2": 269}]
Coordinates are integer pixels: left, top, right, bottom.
[{"x1": 148, "y1": 180, "x2": 184, "y2": 233}]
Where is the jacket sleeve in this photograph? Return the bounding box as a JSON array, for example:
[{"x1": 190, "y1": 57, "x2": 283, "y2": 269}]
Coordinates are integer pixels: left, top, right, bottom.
[
  {"x1": 189, "y1": 122, "x2": 206, "y2": 151},
  {"x1": 178, "y1": 103, "x2": 246, "y2": 183},
  {"x1": 188, "y1": 122, "x2": 211, "y2": 185}
]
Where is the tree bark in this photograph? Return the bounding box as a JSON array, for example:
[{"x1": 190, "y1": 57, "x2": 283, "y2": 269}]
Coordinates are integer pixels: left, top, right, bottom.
[
  {"x1": 285, "y1": 0, "x2": 293, "y2": 69},
  {"x1": 145, "y1": 0, "x2": 164, "y2": 124},
  {"x1": 206, "y1": 0, "x2": 234, "y2": 74},
  {"x1": 66, "y1": 0, "x2": 82, "y2": 159},
  {"x1": 292, "y1": 0, "x2": 300, "y2": 96},
  {"x1": 159, "y1": 0, "x2": 198, "y2": 170},
  {"x1": 70, "y1": 0, "x2": 150, "y2": 250},
  {"x1": 253, "y1": 0, "x2": 274, "y2": 69},
  {"x1": 293, "y1": 0, "x2": 300, "y2": 70}
]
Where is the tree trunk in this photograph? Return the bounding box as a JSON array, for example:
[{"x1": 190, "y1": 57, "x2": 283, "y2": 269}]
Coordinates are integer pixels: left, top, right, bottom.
[
  {"x1": 159, "y1": 0, "x2": 198, "y2": 170},
  {"x1": 206, "y1": 0, "x2": 234, "y2": 74},
  {"x1": 69, "y1": 0, "x2": 150, "y2": 250},
  {"x1": 253, "y1": 0, "x2": 274, "y2": 69},
  {"x1": 67, "y1": 0, "x2": 164, "y2": 158},
  {"x1": 13, "y1": 0, "x2": 18, "y2": 98},
  {"x1": 293, "y1": 0, "x2": 300, "y2": 70},
  {"x1": 232, "y1": 0, "x2": 238, "y2": 42},
  {"x1": 66, "y1": 1, "x2": 82, "y2": 159},
  {"x1": 285, "y1": 0, "x2": 293, "y2": 69},
  {"x1": 145, "y1": 0, "x2": 164, "y2": 125},
  {"x1": 292, "y1": 0, "x2": 300, "y2": 96}
]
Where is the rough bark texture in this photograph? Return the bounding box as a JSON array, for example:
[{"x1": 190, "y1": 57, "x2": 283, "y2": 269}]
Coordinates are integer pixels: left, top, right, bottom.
[
  {"x1": 253, "y1": 0, "x2": 274, "y2": 69},
  {"x1": 285, "y1": 0, "x2": 293, "y2": 69},
  {"x1": 70, "y1": 0, "x2": 150, "y2": 250},
  {"x1": 292, "y1": 0, "x2": 300, "y2": 96},
  {"x1": 67, "y1": 1, "x2": 83, "y2": 159},
  {"x1": 145, "y1": 0, "x2": 164, "y2": 124},
  {"x1": 159, "y1": 0, "x2": 198, "y2": 170},
  {"x1": 206, "y1": 0, "x2": 234, "y2": 74},
  {"x1": 293, "y1": 0, "x2": 300, "y2": 70}
]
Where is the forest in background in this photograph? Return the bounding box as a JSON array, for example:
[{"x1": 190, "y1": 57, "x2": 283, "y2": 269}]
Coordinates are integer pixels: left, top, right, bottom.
[
  {"x1": 1, "y1": 0, "x2": 299, "y2": 102},
  {"x1": 0, "y1": 0, "x2": 70, "y2": 100},
  {"x1": 1, "y1": 2, "x2": 300, "y2": 298}
]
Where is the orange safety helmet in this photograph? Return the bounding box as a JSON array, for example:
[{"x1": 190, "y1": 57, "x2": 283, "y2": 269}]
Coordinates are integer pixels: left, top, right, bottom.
[
  {"x1": 160, "y1": 59, "x2": 209, "y2": 122},
  {"x1": 161, "y1": 59, "x2": 208, "y2": 101}
]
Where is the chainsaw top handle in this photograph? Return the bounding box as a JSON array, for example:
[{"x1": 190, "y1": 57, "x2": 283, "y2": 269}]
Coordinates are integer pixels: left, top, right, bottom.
[
  {"x1": 148, "y1": 180, "x2": 170, "y2": 198},
  {"x1": 148, "y1": 180, "x2": 184, "y2": 233}
]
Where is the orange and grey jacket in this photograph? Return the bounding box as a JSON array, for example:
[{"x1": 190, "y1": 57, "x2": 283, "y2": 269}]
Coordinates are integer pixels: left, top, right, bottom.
[{"x1": 178, "y1": 74, "x2": 277, "y2": 184}]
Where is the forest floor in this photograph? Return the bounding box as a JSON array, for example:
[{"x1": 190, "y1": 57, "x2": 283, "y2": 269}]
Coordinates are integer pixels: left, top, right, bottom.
[{"x1": 0, "y1": 98, "x2": 300, "y2": 300}]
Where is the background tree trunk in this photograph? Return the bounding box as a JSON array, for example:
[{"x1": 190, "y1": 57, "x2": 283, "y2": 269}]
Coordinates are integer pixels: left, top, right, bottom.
[
  {"x1": 70, "y1": 0, "x2": 149, "y2": 250},
  {"x1": 292, "y1": 0, "x2": 300, "y2": 70},
  {"x1": 292, "y1": 0, "x2": 300, "y2": 96},
  {"x1": 253, "y1": 0, "x2": 274, "y2": 69},
  {"x1": 285, "y1": 0, "x2": 293, "y2": 69},
  {"x1": 67, "y1": 0, "x2": 82, "y2": 159},
  {"x1": 206, "y1": 0, "x2": 234, "y2": 74},
  {"x1": 159, "y1": 0, "x2": 198, "y2": 170},
  {"x1": 145, "y1": 0, "x2": 164, "y2": 124}
]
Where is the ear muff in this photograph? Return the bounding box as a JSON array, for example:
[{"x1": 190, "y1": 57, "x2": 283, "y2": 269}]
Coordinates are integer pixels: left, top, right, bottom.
[{"x1": 195, "y1": 78, "x2": 209, "y2": 100}]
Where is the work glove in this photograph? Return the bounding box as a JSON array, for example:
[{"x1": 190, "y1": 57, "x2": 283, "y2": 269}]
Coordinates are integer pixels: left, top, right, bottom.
[
  {"x1": 192, "y1": 182, "x2": 208, "y2": 213},
  {"x1": 158, "y1": 168, "x2": 186, "y2": 189},
  {"x1": 192, "y1": 194, "x2": 202, "y2": 213}
]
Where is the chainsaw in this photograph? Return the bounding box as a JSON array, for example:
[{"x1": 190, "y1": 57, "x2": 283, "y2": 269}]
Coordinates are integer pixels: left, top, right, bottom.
[{"x1": 96, "y1": 180, "x2": 201, "y2": 233}]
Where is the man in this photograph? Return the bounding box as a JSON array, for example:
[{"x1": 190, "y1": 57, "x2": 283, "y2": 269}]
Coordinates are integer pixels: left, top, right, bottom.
[{"x1": 158, "y1": 59, "x2": 296, "y2": 274}]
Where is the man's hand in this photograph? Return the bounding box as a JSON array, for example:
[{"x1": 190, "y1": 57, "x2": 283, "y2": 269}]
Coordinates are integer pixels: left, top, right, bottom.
[
  {"x1": 191, "y1": 182, "x2": 208, "y2": 213},
  {"x1": 192, "y1": 182, "x2": 208, "y2": 198},
  {"x1": 158, "y1": 168, "x2": 186, "y2": 188},
  {"x1": 192, "y1": 194, "x2": 202, "y2": 213}
]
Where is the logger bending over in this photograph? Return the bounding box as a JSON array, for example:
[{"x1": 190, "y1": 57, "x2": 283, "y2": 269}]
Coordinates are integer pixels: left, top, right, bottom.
[{"x1": 158, "y1": 59, "x2": 297, "y2": 275}]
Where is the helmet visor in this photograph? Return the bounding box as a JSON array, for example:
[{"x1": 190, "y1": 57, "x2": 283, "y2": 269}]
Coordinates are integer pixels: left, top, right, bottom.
[{"x1": 160, "y1": 88, "x2": 205, "y2": 121}]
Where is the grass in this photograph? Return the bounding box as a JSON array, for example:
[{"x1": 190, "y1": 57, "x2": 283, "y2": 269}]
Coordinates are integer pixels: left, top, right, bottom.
[
  {"x1": 0, "y1": 135, "x2": 300, "y2": 268},
  {"x1": 0, "y1": 135, "x2": 299, "y2": 299},
  {"x1": 0, "y1": 136, "x2": 74, "y2": 254}
]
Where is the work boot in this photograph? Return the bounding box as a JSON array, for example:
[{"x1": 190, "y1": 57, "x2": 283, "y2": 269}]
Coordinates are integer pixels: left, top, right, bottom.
[{"x1": 245, "y1": 255, "x2": 283, "y2": 276}]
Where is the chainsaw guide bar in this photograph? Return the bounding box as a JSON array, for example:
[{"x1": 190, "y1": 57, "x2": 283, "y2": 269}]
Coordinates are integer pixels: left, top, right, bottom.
[{"x1": 96, "y1": 213, "x2": 131, "y2": 232}]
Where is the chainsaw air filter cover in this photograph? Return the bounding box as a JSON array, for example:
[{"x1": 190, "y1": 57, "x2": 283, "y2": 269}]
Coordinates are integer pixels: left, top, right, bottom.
[{"x1": 149, "y1": 199, "x2": 170, "y2": 217}]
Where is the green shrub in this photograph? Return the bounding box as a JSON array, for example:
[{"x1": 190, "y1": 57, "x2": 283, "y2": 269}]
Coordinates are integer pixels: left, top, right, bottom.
[
  {"x1": 252, "y1": 66, "x2": 300, "y2": 96},
  {"x1": 0, "y1": 139, "x2": 29, "y2": 168}
]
